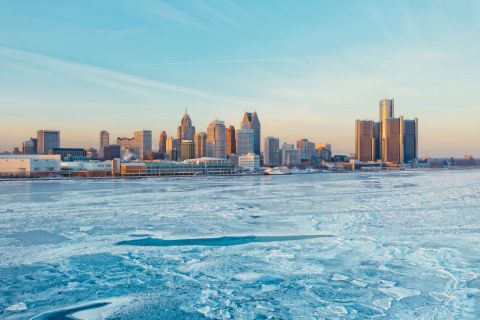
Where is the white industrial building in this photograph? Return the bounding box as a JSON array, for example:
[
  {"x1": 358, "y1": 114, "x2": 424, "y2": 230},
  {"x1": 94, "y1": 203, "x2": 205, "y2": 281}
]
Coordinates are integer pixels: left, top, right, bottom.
[{"x1": 0, "y1": 155, "x2": 61, "y2": 177}]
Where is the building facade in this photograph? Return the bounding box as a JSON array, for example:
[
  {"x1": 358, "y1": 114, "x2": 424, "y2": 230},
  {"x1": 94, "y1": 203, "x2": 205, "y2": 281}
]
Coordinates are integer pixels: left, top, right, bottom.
[
  {"x1": 159, "y1": 131, "x2": 167, "y2": 156},
  {"x1": 134, "y1": 130, "x2": 152, "y2": 160},
  {"x1": 22, "y1": 138, "x2": 37, "y2": 155},
  {"x1": 180, "y1": 140, "x2": 195, "y2": 161},
  {"x1": 226, "y1": 125, "x2": 236, "y2": 157},
  {"x1": 355, "y1": 120, "x2": 375, "y2": 162},
  {"x1": 37, "y1": 130, "x2": 60, "y2": 154},
  {"x1": 296, "y1": 139, "x2": 316, "y2": 162},
  {"x1": 240, "y1": 112, "x2": 261, "y2": 155},
  {"x1": 177, "y1": 111, "x2": 195, "y2": 141},
  {"x1": 99, "y1": 130, "x2": 109, "y2": 159},
  {"x1": 238, "y1": 153, "x2": 260, "y2": 172},
  {"x1": 383, "y1": 117, "x2": 402, "y2": 163},
  {"x1": 166, "y1": 137, "x2": 180, "y2": 161},
  {"x1": 236, "y1": 128, "x2": 254, "y2": 156},
  {"x1": 207, "y1": 120, "x2": 227, "y2": 159},
  {"x1": 264, "y1": 136, "x2": 280, "y2": 166},
  {"x1": 194, "y1": 132, "x2": 207, "y2": 158},
  {"x1": 403, "y1": 118, "x2": 418, "y2": 163}
]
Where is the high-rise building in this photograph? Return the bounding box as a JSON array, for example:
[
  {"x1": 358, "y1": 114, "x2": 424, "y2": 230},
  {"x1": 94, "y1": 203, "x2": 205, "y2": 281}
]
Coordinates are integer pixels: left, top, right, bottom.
[
  {"x1": 315, "y1": 143, "x2": 332, "y2": 162},
  {"x1": 383, "y1": 117, "x2": 402, "y2": 163},
  {"x1": 22, "y1": 138, "x2": 37, "y2": 154},
  {"x1": 296, "y1": 139, "x2": 316, "y2": 161},
  {"x1": 166, "y1": 137, "x2": 180, "y2": 161},
  {"x1": 226, "y1": 125, "x2": 236, "y2": 156},
  {"x1": 194, "y1": 132, "x2": 207, "y2": 158},
  {"x1": 379, "y1": 98, "x2": 394, "y2": 161},
  {"x1": 177, "y1": 110, "x2": 195, "y2": 141},
  {"x1": 103, "y1": 145, "x2": 120, "y2": 160},
  {"x1": 37, "y1": 130, "x2": 60, "y2": 154},
  {"x1": 281, "y1": 143, "x2": 301, "y2": 167},
  {"x1": 207, "y1": 120, "x2": 226, "y2": 159},
  {"x1": 99, "y1": 130, "x2": 109, "y2": 159},
  {"x1": 134, "y1": 130, "x2": 152, "y2": 160},
  {"x1": 180, "y1": 140, "x2": 195, "y2": 161},
  {"x1": 403, "y1": 118, "x2": 418, "y2": 163},
  {"x1": 236, "y1": 128, "x2": 254, "y2": 155},
  {"x1": 240, "y1": 112, "x2": 261, "y2": 155},
  {"x1": 159, "y1": 131, "x2": 167, "y2": 155},
  {"x1": 373, "y1": 122, "x2": 381, "y2": 160},
  {"x1": 355, "y1": 120, "x2": 375, "y2": 162},
  {"x1": 264, "y1": 136, "x2": 280, "y2": 166}
]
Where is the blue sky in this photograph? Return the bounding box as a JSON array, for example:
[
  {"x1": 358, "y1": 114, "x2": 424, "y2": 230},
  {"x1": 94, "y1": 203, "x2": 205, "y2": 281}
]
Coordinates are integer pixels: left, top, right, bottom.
[{"x1": 0, "y1": 0, "x2": 479, "y2": 156}]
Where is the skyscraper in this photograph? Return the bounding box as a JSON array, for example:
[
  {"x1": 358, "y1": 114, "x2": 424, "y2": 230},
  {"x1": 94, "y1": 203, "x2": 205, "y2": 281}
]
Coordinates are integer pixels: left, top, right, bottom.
[
  {"x1": 383, "y1": 117, "x2": 402, "y2": 163},
  {"x1": 166, "y1": 137, "x2": 180, "y2": 161},
  {"x1": 264, "y1": 136, "x2": 280, "y2": 166},
  {"x1": 180, "y1": 140, "x2": 195, "y2": 161},
  {"x1": 379, "y1": 98, "x2": 394, "y2": 161},
  {"x1": 226, "y1": 125, "x2": 236, "y2": 156},
  {"x1": 22, "y1": 138, "x2": 37, "y2": 154},
  {"x1": 37, "y1": 130, "x2": 60, "y2": 154},
  {"x1": 403, "y1": 118, "x2": 418, "y2": 163},
  {"x1": 194, "y1": 132, "x2": 207, "y2": 158},
  {"x1": 240, "y1": 112, "x2": 261, "y2": 155},
  {"x1": 159, "y1": 131, "x2": 167, "y2": 155},
  {"x1": 99, "y1": 130, "x2": 109, "y2": 159},
  {"x1": 296, "y1": 139, "x2": 316, "y2": 161},
  {"x1": 236, "y1": 128, "x2": 254, "y2": 155},
  {"x1": 355, "y1": 120, "x2": 375, "y2": 162},
  {"x1": 177, "y1": 110, "x2": 195, "y2": 141},
  {"x1": 134, "y1": 130, "x2": 152, "y2": 160},
  {"x1": 207, "y1": 120, "x2": 226, "y2": 159}
]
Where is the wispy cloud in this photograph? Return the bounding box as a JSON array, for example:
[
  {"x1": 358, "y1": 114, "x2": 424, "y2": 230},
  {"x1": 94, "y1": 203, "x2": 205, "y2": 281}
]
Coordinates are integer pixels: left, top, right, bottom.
[
  {"x1": 127, "y1": 58, "x2": 303, "y2": 67},
  {"x1": 0, "y1": 46, "x2": 247, "y2": 104}
]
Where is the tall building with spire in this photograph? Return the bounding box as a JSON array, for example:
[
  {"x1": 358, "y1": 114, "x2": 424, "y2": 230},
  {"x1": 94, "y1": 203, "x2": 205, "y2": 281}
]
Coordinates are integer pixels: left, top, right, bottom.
[
  {"x1": 99, "y1": 130, "x2": 109, "y2": 159},
  {"x1": 240, "y1": 111, "x2": 261, "y2": 155},
  {"x1": 207, "y1": 120, "x2": 226, "y2": 159},
  {"x1": 177, "y1": 110, "x2": 195, "y2": 141}
]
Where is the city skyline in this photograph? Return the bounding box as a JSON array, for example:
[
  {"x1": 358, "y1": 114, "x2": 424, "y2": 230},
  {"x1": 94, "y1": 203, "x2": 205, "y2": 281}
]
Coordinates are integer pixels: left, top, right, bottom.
[{"x1": 1, "y1": 1, "x2": 480, "y2": 157}]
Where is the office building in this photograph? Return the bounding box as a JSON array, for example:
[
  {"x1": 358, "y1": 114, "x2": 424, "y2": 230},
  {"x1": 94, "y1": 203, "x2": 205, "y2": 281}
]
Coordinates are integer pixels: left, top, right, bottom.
[
  {"x1": 159, "y1": 131, "x2": 167, "y2": 155},
  {"x1": 37, "y1": 130, "x2": 60, "y2": 154},
  {"x1": 99, "y1": 130, "x2": 109, "y2": 159},
  {"x1": 226, "y1": 125, "x2": 236, "y2": 156},
  {"x1": 240, "y1": 111, "x2": 261, "y2": 155},
  {"x1": 22, "y1": 138, "x2": 37, "y2": 154},
  {"x1": 379, "y1": 99, "x2": 394, "y2": 161},
  {"x1": 180, "y1": 140, "x2": 195, "y2": 161},
  {"x1": 236, "y1": 128, "x2": 254, "y2": 156},
  {"x1": 403, "y1": 118, "x2": 418, "y2": 163},
  {"x1": 264, "y1": 136, "x2": 280, "y2": 166},
  {"x1": 316, "y1": 143, "x2": 332, "y2": 162},
  {"x1": 281, "y1": 143, "x2": 301, "y2": 167},
  {"x1": 238, "y1": 153, "x2": 260, "y2": 172},
  {"x1": 177, "y1": 110, "x2": 195, "y2": 141},
  {"x1": 166, "y1": 137, "x2": 180, "y2": 161},
  {"x1": 383, "y1": 117, "x2": 402, "y2": 163},
  {"x1": 296, "y1": 139, "x2": 316, "y2": 161},
  {"x1": 194, "y1": 132, "x2": 207, "y2": 158},
  {"x1": 103, "y1": 145, "x2": 120, "y2": 160},
  {"x1": 207, "y1": 119, "x2": 226, "y2": 159},
  {"x1": 51, "y1": 148, "x2": 87, "y2": 161},
  {"x1": 355, "y1": 120, "x2": 375, "y2": 162},
  {"x1": 134, "y1": 130, "x2": 152, "y2": 160}
]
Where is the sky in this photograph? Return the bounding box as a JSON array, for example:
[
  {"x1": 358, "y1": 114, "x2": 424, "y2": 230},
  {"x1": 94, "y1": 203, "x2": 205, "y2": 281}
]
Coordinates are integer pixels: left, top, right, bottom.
[{"x1": 0, "y1": 0, "x2": 479, "y2": 157}]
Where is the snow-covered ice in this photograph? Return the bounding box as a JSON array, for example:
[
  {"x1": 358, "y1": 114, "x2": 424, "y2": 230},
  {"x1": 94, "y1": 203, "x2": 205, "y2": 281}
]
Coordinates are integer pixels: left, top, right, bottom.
[{"x1": 0, "y1": 170, "x2": 479, "y2": 319}]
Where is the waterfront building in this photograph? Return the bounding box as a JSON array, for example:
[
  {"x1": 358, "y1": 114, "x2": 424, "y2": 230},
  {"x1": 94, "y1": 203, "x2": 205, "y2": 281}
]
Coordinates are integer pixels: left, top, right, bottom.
[
  {"x1": 194, "y1": 132, "x2": 207, "y2": 158},
  {"x1": 166, "y1": 137, "x2": 180, "y2": 161},
  {"x1": 159, "y1": 131, "x2": 167, "y2": 156},
  {"x1": 238, "y1": 153, "x2": 260, "y2": 172},
  {"x1": 281, "y1": 143, "x2": 301, "y2": 167},
  {"x1": 0, "y1": 154, "x2": 61, "y2": 177},
  {"x1": 403, "y1": 118, "x2": 418, "y2": 163},
  {"x1": 180, "y1": 140, "x2": 195, "y2": 161},
  {"x1": 99, "y1": 131, "x2": 109, "y2": 159},
  {"x1": 379, "y1": 98, "x2": 394, "y2": 161},
  {"x1": 355, "y1": 120, "x2": 375, "y2": 162},
  {"x1": 226, "y1": 125, "x2": 236, "y2": 157},
  {"x1": 240, "y1": 112, "x2": 261, "y2": 155},
  {"x1": 264, "y1": 136, "x2": 280, "y2": 167},
  {"x1": 134, "y1": 130, "x2": 152, "y2": 160},
  {"x1": 103, "y1": 145, "x2": 120, "y2": 160},
  {"x1": 296, "y1": 139, "x2": 316, "y2": 162},
  {"x1": 51, "y1": 148, "x2": 87, "y2": 161},
  {"x1": 177, "y1": 110, "x2": 195, "y2": 141},
  {"x1": 37, "y1": 130, "x2": 60, "y2": 154},
  {"x1": 373, "y1": 122, "x2": 381, "y2": 160},
  {"x1": 22, "y1": 138, "x2": 37, "y2": 154},
  {"x1": 236, "y1": 128, "x2": 254, "y2": 156},
  {"x1": 383, "y1": 117, "x2": 402, "y2": 163},
  {"x1": 207, "y1": 120, "x2": 227, "y2": 159}
]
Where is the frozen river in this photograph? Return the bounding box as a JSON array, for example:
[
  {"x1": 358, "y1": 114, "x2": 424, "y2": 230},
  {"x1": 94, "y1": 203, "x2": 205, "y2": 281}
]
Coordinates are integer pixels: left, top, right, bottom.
[{"x1": 0, "y1": 170, "x2": 479, "y2": 319}]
